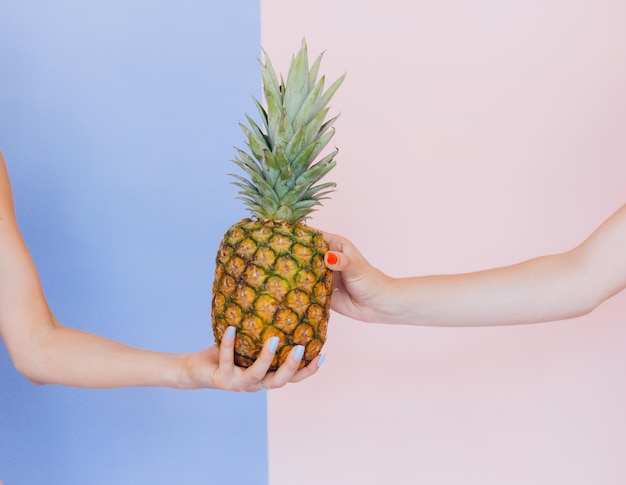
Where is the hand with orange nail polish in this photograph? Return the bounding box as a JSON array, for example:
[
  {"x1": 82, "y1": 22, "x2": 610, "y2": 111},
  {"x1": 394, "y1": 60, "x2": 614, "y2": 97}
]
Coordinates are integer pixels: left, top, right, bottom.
[{"x1": 323, "y1": 231, "x2": 398, "y2": 324}]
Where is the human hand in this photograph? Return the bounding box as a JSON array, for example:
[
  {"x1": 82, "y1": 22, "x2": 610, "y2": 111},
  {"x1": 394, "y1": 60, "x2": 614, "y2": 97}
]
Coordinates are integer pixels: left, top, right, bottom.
[
  {"x1": 323, "y1": 231, "x2": 394, "y2": 323},
  {"x1": 178, "y1": 327, "x2": 324, "y2": 392}
]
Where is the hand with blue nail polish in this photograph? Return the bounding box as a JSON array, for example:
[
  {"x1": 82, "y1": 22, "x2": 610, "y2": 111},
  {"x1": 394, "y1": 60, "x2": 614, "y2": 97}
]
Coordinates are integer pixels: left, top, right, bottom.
[
  {"x1": 195, "y1": 330, "x2": 325, "y2": 393},
  {"x1": 0, "y1": 151, "x2": 324, "y2": 392}
]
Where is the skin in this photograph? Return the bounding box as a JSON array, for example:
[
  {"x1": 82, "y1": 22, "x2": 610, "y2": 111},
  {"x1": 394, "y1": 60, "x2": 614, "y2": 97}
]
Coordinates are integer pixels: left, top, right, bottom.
[
  {"x1": 0, "y1": 150, "x2": 322, "y2": 391},
  {"x1": 324, "y1": 203, "x2": 626, "y2": 327}
]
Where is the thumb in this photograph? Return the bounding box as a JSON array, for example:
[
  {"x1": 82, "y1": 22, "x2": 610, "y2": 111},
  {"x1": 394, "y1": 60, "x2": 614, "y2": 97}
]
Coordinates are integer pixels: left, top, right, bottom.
[
  {"x1": 322, "y1": 231, "x2": 352, "y2": 272},
  {"x1": 324, "y1": 247, "x2": 362, "y2": 277},
  {"x1": 323, "y1": 232, "x2": 371, "y2": 280}
]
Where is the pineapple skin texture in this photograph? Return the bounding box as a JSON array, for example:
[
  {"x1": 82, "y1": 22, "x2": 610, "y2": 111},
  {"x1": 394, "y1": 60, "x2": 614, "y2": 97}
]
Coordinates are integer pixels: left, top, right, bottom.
[{"x1": 211, "y1": 218, "x2": 332, "y2": 370}]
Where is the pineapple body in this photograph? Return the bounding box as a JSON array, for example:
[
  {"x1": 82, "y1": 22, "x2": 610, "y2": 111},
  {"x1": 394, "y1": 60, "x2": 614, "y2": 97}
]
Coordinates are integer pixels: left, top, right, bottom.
[{"x1": 212, "y1": 218, "x2": 331, "y2": 370}]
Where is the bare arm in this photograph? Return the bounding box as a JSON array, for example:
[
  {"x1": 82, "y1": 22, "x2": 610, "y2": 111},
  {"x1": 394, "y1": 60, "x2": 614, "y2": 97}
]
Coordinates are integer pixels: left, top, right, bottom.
[
  {"x1": 325, "y1": 204, "x2": 626, "y2": 327},
  {"x1": 0, "y1": 151, "x2": 320, "y2": 390}
]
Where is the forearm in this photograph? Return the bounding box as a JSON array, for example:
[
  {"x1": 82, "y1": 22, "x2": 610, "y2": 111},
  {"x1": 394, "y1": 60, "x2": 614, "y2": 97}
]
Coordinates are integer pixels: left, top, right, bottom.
[
  {"x1": 352, "y1": 204, "x2": 626, "y2": 327},
  {"x1": 13, "y1": 323, "x2": 191, "y2": 388},
  {"x1": 379, "y1": 251, "x2": 598, "y2": 327}
]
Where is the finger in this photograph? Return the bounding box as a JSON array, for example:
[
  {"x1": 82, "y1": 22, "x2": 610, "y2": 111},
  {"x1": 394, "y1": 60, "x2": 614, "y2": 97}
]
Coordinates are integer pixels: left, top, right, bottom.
[
  {"x1": 288, "y1": 353, "x2": 326, "y2": 384},
  {"x1": 321, "y1": 232, "x2": 341, "y2": 269},
  {"x1": 324, "y1": 239, "x2": 372, "y2": 284},
  {"x1": 322, "y1": 232, "x2": 356, "y2": 273},
  {"x1": 244, "y1": 335, "x2": 280, "y2": 384},
  {"x1": 321, "y1": 231, "x2": 348, "y2": 251},
  {"x1": 217, "y1": 326, "x2": 237, "y2": 377},
  {"x1": 265, "y1": 345, "x2": 306, "y2": 389}
]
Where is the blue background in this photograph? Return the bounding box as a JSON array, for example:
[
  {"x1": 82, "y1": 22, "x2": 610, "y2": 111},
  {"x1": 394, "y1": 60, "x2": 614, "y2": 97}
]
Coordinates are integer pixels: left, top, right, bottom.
[{"x1": 0, "y1": 1, "x2": 267, "y2": 483}]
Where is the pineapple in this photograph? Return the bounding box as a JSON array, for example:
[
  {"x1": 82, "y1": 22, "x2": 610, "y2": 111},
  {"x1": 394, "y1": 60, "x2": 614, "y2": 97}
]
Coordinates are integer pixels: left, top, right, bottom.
[{"x1": 211, "y1": 40, "x2": 344, "y2": 370}]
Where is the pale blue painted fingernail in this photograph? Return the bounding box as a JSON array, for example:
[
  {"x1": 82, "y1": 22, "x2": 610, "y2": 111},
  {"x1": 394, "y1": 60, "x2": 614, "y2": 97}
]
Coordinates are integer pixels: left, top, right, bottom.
[
  {"x1": 293, "y1": 345, "x2": 305, "y2": 362},
  {"x1": 269, "y1": 336, "x2": 279, "y2": 352},
  {"x1": 226, "y1": 326, "x2": 236, "y2": 339},
  {"x1": 317, "y1": 353, "x2": 326, "y2": 367}
]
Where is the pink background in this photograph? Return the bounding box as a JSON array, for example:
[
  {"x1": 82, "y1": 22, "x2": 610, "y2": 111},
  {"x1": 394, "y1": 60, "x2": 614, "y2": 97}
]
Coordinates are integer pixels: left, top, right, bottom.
[{"x1": 263, "y1": 1, "x2": 626, "y2": 484}]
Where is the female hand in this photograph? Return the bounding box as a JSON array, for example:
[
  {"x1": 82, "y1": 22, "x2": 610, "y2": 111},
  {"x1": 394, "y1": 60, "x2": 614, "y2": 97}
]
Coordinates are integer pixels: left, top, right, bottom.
[
  {"x1": 323, "y1": 231, "x2": 393, "y2": 323},
  {"x1": 179, "y1": 327, "x2": 324, "y2": 392}
]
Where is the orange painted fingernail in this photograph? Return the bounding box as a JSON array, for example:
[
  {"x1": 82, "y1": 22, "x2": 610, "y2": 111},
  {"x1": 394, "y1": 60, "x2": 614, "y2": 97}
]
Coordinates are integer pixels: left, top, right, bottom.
[{"x1": 327, "y1": 252, "x2": 338, "y2": 265}]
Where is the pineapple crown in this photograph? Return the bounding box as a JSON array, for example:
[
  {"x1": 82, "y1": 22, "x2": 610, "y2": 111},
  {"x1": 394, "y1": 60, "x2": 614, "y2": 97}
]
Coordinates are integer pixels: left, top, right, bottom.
[{"x1": 230, "y1": 39, "x2": 345, "y2": 224}]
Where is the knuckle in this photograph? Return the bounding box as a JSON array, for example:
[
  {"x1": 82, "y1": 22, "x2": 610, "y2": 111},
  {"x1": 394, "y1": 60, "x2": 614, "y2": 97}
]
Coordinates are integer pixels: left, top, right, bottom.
[{"x1": 248, "y1": 367, "x2": 266, "y2": 380}]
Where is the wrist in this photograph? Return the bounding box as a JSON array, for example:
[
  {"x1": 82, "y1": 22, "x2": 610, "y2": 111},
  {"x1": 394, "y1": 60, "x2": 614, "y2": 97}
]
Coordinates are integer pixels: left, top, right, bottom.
[
  {"x1": 372, "y1": 276, "x2": 421, "y2": 325},
  {"x1": 170, "y1": 350, "x2": 217, "y2": 390},
  {"x1": 166, "y1": 353, "x2": 196, "y2": 390},
  {"x1": 358, "y1": 271, "x2": 406, "y2": 324}
]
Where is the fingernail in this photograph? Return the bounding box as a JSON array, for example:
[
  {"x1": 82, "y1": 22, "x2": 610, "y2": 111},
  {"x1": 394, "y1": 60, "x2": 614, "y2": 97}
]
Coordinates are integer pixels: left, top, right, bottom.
[
  {"x1": 317, "y1": 353, "x2": 326, "y2": 367},
  {"x1": 226, "y1": 326, "x2": 236, "y2": 339},
  {"x1": 293, "y1": 345, "x2": 305, "y2": 362},
  {"x1": 326, "y1": 252, "x2": 338, "y2": 265},
  {"x1": 268, "y1": 336, "x2": 280, "y2": 352}
]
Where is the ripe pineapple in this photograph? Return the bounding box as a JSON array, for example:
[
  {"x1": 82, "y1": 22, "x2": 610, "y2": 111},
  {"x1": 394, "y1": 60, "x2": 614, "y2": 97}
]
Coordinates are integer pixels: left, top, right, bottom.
[{"x1": 211, "y1": 40, "x2": 344, "y2": 370}]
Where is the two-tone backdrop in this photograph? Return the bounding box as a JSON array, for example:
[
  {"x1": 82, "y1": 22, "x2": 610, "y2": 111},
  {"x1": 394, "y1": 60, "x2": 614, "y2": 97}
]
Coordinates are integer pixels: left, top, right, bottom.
[{"x1": 2, "y1": 1, "x2": 626, "y2": 484}]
